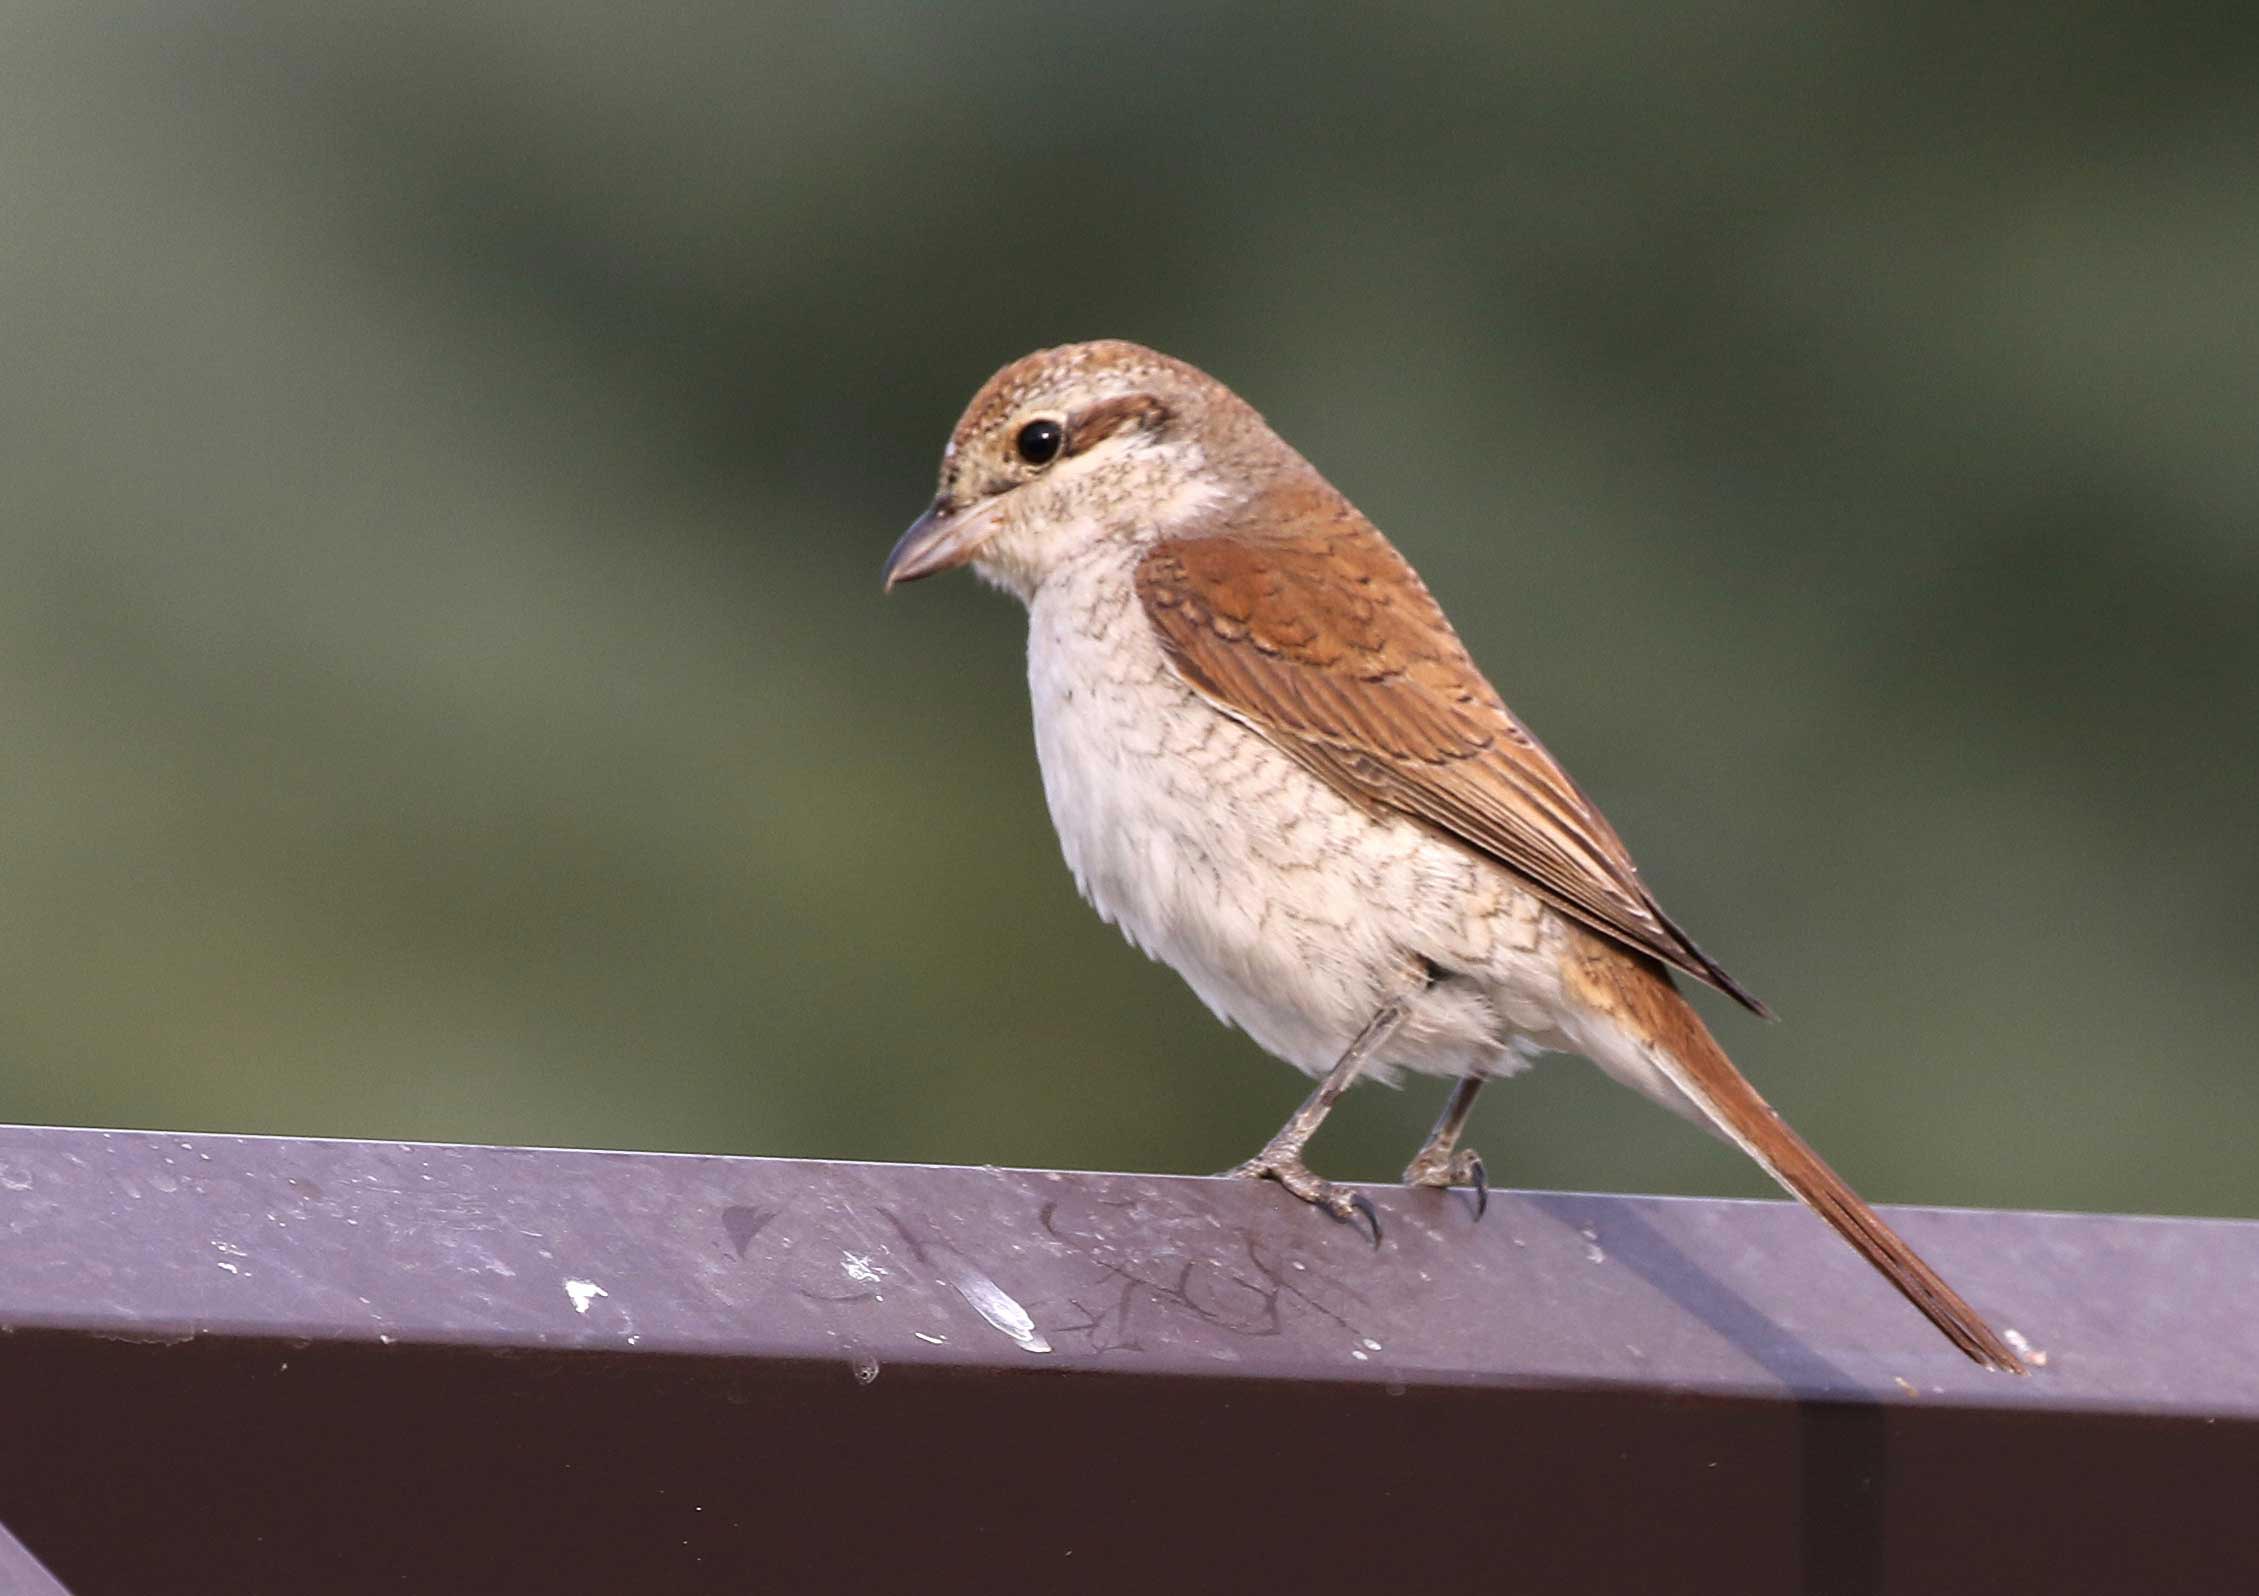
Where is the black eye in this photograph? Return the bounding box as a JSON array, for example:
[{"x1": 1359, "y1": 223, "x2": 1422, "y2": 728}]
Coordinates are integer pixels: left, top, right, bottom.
[{"x1": 1014, "y1": 418, "x2": 1064, "y2": 467}]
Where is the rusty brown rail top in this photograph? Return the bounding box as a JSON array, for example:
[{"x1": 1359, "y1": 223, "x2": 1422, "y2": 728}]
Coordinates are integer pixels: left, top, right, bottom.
[{"x1": 0, "y1": 1123, "x2": 2251, "y2": 1595}]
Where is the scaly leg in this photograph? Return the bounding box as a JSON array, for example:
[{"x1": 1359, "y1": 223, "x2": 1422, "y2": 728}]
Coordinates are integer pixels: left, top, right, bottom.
[
  {"x1": 1226, "y1": 997, "x2": 1409, "y2": 1245},
  {"x1": 1403, "y1": 1074, "x2": 1488, "y2": 1219}
]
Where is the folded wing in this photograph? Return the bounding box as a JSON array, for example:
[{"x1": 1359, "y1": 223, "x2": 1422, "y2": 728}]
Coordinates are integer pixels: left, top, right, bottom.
[{"x1": 1133, "y1": 483, "x2": 1767, "y2": 1015}]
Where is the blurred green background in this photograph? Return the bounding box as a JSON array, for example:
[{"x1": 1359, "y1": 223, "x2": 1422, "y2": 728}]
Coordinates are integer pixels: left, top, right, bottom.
[{"x1": 3, "y1": 4, "x2": 2253, "y2": 1220}]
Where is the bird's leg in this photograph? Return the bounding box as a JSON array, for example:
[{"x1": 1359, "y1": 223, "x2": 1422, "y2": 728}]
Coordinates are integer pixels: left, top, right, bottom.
[
  {"x1": 1403, "y1": 1074, "x2": 1488, "y2": 1219},
  {"x1": 1226, "y1": 996, "x2": 1409, "y2": 1245}
]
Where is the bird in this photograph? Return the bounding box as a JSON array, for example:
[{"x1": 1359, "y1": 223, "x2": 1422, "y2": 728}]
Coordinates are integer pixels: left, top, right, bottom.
[{"x1": 882, "y1": 339, "x2": 2025, "y2": 1374}]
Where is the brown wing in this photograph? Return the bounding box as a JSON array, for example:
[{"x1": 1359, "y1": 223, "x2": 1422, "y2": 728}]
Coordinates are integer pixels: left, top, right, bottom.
[{"x1": 1134, "y1": 483, "x2": 1768, "y2": 1016}]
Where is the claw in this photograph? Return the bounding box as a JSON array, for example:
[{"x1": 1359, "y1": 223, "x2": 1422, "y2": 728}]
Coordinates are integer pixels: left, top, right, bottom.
[
  {"x1": 1344, "y1": 1190, "x2": 1383, "y2": 1248},
  {"x1": 1228, "y1": 1151, "x2": 1386, "y2": 1247},
  {"x1": 1403, "y1": 1145, "x2": 1488, "y2": 1222}
]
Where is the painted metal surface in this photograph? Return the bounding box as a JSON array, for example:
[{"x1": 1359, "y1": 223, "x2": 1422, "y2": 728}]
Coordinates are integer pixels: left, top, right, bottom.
[
  {"x1": 0, "y1": 1519, "x2": 74, "y2": 1595},
  {"x1": 0, "y1": 1125, "x2": 2251, "y2": 1592}
]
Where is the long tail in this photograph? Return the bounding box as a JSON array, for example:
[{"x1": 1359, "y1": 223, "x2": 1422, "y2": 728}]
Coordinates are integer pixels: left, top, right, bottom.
[{"x1": 1564, "y1": 938, "x2": 2027, "y2": 1375}]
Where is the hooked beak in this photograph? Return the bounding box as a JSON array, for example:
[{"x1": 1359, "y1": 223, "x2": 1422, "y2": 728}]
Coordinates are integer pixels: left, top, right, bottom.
[{"x1": 882, "y1": 497, "x2": 996, "y2": 590}]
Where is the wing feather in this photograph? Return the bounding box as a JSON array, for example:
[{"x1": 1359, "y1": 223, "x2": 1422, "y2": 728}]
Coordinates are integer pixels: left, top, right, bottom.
[{"x1": 1134, "y1": 486, "x2": 1768, "y2": 1015}]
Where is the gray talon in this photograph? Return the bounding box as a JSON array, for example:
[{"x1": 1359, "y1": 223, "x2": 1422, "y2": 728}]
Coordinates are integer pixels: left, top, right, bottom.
[
  {"x1": 1229, "y1": 1152, "x2": 1385, "y2": 1246},
  {"x1": 1344, "y1": 1190, "x2": 1383, "y2": 1247},
  {"x1": 1404, "y1": 1145, "x2": 1489, "y2": 1222}
]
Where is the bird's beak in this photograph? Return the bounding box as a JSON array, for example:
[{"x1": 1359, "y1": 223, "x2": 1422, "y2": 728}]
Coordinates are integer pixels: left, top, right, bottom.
[{"x1": 882, "y1": 497, "x2": 993, "y2": 590}]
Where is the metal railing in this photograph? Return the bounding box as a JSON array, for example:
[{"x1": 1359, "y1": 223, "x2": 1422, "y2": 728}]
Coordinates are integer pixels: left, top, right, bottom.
[{"x1": 0, "y1": 1123, "x2": 2251, "y2": 1593}]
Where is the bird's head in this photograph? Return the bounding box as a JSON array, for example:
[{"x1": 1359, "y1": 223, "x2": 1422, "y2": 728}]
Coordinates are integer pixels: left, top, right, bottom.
[{"x1": 883, "y1": 340, "x2": 1259, "y2": 600}]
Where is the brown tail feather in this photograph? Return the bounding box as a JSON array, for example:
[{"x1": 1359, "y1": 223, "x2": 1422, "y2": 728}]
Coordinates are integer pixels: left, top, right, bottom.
[{"x1": 1566, "y1": 941, "x2": 2028, "y2": 1375}]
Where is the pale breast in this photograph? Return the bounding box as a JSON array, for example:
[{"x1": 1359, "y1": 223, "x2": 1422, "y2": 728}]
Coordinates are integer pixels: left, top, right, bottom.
[{"x1": 1023, "y1": 541, "x2": 1568, "y2": 1082}]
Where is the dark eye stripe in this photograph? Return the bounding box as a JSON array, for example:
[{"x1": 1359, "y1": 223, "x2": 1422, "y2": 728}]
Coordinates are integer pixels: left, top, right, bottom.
[{"x1": 1064, "y1": 393, "x2": 1170, "y2": 457}]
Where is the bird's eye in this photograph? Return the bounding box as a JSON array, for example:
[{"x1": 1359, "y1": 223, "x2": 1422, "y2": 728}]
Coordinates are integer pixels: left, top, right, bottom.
[{"x1": 1014, "y1": 419, "x2": 1064, "y2": 467}]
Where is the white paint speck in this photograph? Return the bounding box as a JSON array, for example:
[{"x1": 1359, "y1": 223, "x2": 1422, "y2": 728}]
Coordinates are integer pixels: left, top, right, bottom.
[
  {"x1": 0, "y1": 1165, "x2": 31, "y2": 1192},
  {"x1": 564, "y1": 1278, "x2": 608, "y2": 1315},
  {"x1": 950, "y1": 1271, "x2": 1051, "y2": 1354},
  {"x1": 914, "y1": 1332, "x2": 948, "y2": 1346},
  {"x1": 1360, "y1": 1337, "x2": 1382, "y2": 1351},
  {"x1": 841, "y1": 1251, "x2": 886, "y2": 1284},
  {"x1": 216, "y1": 1261, "x2": 241, "y2": 1275},
  {"x1": 1350, "y1": 1349, "x2": 1369, "y2": 1362}
]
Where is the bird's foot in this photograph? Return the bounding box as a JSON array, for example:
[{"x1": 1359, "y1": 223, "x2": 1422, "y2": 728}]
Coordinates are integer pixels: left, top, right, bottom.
[
  {"x1": 1402, "y1": 1145, "x2": 1487, "y2": 1220},
  {"x1": 1226, "y1": 1151, "x2": 1383, "y2": 1246}
]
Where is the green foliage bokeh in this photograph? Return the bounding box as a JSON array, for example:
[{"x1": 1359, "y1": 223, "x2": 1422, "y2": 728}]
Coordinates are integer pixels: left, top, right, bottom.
[{"x1": 3, "y1": 4, "x2": 2254, "y2": 1218}]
